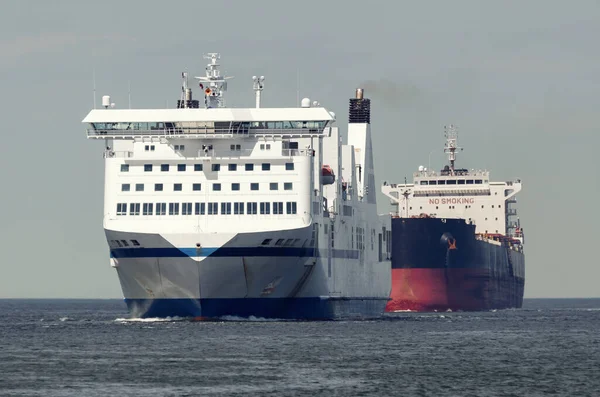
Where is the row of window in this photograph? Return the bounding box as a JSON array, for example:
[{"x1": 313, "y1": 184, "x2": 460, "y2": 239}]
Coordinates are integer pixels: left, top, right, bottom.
[
  {"x1": 145, "y1": 144, "x2": 276, "y2": 153},
  {"x1": 418, "y1": 179, "x2": 487, "y2": 186},
  {"x1": 116, "y1": 201, "x2": 298, "y2": 216},
  {"x1": 121, "y1": 182, "x2": 294, "y2": 192},
  {"x1": 120, "y1": 163, "x2": 295, "y2": 172}
]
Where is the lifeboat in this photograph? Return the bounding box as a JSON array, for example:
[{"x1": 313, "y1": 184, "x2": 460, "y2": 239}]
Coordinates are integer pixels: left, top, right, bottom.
[{"x1": 321, "y1": 165, "x2": 335, "y2": 185}]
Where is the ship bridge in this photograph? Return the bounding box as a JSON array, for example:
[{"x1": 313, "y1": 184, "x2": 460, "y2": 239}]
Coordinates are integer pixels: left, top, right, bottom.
[
  {"x1": 382, "y1": 125, "x2": 523, "y2": 238},
  {"x1": 83, "y1": 108, "x2": 334, "y2": 139}
]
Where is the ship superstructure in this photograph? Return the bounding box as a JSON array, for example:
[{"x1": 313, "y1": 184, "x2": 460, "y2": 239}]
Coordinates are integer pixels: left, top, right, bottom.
[
  {"x1": 382, "y1": 126, "x2": 525, "y2": 311},
  {"x1": 83, "y1": 54, "x2": 391, "y2": 319}
]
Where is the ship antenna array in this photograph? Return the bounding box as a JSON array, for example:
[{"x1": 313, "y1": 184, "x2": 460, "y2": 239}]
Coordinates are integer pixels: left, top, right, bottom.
[
  {"x1": 444, "y1": 124, "x2": 463, "y2": 174},
  {"x1": 194, "y1": 53, "x2": 234, "y2": 109}
]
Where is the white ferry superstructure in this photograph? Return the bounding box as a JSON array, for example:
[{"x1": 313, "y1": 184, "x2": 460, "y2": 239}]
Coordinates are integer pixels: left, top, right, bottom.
[{"x1": 83, "y1": 54, "x2": 391, "y2": 319}]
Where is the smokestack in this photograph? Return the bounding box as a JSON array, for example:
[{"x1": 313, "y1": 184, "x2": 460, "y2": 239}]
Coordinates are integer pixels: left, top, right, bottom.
[{"x1": 349, "y1": 88, "x2": 371, "y2": 124}]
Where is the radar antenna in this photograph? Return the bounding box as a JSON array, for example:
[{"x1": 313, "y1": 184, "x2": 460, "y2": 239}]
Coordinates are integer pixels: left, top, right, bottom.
[
  {"x1": 444, "y1": 124, "x2": 463, "y2": 175},
  {"x1": 195, "y1": 53, "x2": 234, "y2": 109}
]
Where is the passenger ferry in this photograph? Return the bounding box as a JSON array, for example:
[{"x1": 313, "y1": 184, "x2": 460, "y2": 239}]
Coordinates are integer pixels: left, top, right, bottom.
[{"x1": 83, "y1": 53, "x2": 391, "y2": 319}]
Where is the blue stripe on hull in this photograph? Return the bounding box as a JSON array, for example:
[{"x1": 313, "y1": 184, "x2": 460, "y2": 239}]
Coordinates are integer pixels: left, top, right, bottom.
[{"x1": 124, "y1": 297, "x2": 387, "y2": 320}]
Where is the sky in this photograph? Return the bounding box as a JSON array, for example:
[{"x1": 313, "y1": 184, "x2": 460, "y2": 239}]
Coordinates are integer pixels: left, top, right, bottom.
[{"x1": 0, "y1": 0, "x2": 598, "y2": 298}]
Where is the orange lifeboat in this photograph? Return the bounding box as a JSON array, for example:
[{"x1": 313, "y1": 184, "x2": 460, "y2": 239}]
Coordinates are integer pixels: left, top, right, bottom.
[{"x1": 321, "y1": 165, "x2": 335, "y2": 185}]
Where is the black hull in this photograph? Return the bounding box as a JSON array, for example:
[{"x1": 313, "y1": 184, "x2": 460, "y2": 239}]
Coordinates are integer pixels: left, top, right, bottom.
[{"x1": 387, "y1": 218, "x2": 525, "y2": 312}]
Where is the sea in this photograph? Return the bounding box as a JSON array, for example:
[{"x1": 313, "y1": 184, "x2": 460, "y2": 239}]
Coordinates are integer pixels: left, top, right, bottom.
[{"x1": 0, "y1": 299, "x2": 598, "y2": 397}]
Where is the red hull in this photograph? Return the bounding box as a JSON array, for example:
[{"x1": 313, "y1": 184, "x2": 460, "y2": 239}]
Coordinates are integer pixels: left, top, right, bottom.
[{"x1": 385, "y1": 268, "x2": 524, "y2": 312}]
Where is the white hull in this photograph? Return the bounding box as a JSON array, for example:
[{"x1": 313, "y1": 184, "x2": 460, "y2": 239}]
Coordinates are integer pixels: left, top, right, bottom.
[{"x1": 107, "y1": 226, "x2": 390, "y2": 319}]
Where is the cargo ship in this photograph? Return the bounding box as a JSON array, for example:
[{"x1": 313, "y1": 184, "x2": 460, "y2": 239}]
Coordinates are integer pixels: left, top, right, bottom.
[
  {"x1": 83, "y1": 53, "x2": 391, "y2": 319},
  {"x1": 382, "y1": 125, "x2": 524, "y2": 311}
]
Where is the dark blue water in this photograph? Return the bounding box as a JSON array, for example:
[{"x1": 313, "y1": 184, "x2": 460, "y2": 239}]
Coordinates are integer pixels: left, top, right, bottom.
[{"x1": 1, "y1": 299, "x2": 599, "y2": 396}]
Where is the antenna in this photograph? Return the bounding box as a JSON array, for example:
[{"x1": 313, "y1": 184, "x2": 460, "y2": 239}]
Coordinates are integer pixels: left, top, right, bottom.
[
  {"x1": 195, "y1": 53, "x2": 233, "y2": 109},
  {"x1": 253, "y1": 75, "x2": 265, "y2": 108},
  {"x1": 444, "y1": 124, "x2": 463, "y2": 175}
]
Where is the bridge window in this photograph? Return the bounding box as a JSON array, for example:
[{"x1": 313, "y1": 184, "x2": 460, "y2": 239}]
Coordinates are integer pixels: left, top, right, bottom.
[
  {"x1": 262, "y1": 163, "x2": 271, "y2": 171},
  {"x1": 466, "y1": 180, "x2": 474, "y2": 184},
  {"x1": 420, "y1": 181, "x2": 428, "y2": 185},
  {"x1": 135, "y1": 184, "x2": 144, "y2": 192},
  {"x1": 116, "y1": 203, "x2": 127, "y2": 216},
  {"x1": 155, "y1": 203, "x2": 166, "y2": 215},
  {"x1": 121, "y1": 184, "x2": 130, "y2": 192},
  {"x1": 447, "y1": 180, "x2": 457, "y2": 185},
  {"x1": 221, "y1": 202, "x2": 232, "y2": 215},
  {"x1": 145, "y1": 145, "x2": 155, "y2": 151},
  {"x1": 429, "y1": 180, "x2": 437, "y2": 185},
  {"x1": 161, "y1": 164, "x2": 169, "y2": 172},
  {"x1": 273, "y1": 202, "x2": 284, "y2": 214},
  {"x1": 212, "y1": 164, "x2": 220, "y2": 172},
  {"x1": 275, "y1": 239, "x2": 285, "y2": 246},
  {"x1": 129, "y1": 203, "x2": 140, "y2": 216},
  {"x1": 247, "y1": 202, "x2": 257, "y2": 214},
  {"x1": 234, "y1": 202, "x2": 244, "y2": 214},
  {"x1": 261, "y1": 239, "x2": 272, "y2": 245},
  {"x1": 143, "y1": 203, "x2": 153, "y2": 215},
  {"x1": 286, "y1": 202, "x2": 297, "y2": 214},
  {"x1": 193, "y1": 183, "x2": 201, "y2": 191},
  {"x1": 232, "y1": 183, "x2": 240, "y2": 191},
  {"x1": 260, "y1": 202, "x2": 270, "y2": 214},
  {"x1": 285, "y1": 163, "x2": 294, "y2": 171},
  {"x1": 228, "y1": 164, "x2": 237, "y2": 171},
  {"x1": 121, "y1": 164, "x2": 129, "y2": 172},
  {"x1": 458, "y1": 180, "x2": 465, "y2": 185},
  {"x1": 230, "y1": 144, "x2": 241, "y2": 151},
  {"x1": 194, "y1": 164, "x2": 203, "y2": 171},
  {"x1": 284, "y1": 183, "x2": 293, "y2": 190},
  {"x1": 213, "y1": 183, "x2": 221, "y2": 191},
  {"x1": 169, "y1": 203, "x2": 179, "y2": 215},
  {"x1": 475, "y1": 180, "x2": 483, "y2": 184},
  {"x1": 178, "y1": 164, "x2": 186, "y2": 172},
  {"x1": 207, "y1": 202, "x2": 218, "y2": 215},
  {"x1": 154, "y1": 183, "x2": 163, "y2": 192},
  {"x1": 438, "y1": 180, "x2": 446, "y2": 185},
  {"x1": 251, "y1": 183, "x2": 259, "y2": 191},
  {"x1": 245, "y1": 164, "x2": 254, "y2": 171},
  {"x1": 270, "y1": 183, "x2": 278, "y2": 191},
  {"x1": 174, "y1": 183, "x2": 182, "y2": 192},
  {"x1": 174, "y1": 145, "x2": 185, "y2": 151},
  {"x1": 195, "y1": 202, "x2": 205, "y2": 215},
  {"x1": 144, "y1": 164, "x2": 152, "y2": 172},
  {"x1": 182, "y1": 203, "x2": 192, "y2": 215}
]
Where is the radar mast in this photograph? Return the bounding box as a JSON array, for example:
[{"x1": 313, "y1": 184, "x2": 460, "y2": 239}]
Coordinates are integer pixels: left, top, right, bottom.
[
  {"x1": 195, "y1": 53, "x2": 234, "y2": 109},
  {"x1": 444, "y1": 124, "x2": 463, "y2": 175}
]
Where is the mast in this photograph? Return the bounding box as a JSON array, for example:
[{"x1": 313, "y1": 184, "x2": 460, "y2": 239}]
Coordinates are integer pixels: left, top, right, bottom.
[
  {"x1": 443, "y1": 124, "x2": 462, "y2": 175},
  {"x1": 195, "y1": 53, "x2": 233, "y2": 109},
  {"x1": 252, "y1": 75, "x2": 265, "y2": 108}
]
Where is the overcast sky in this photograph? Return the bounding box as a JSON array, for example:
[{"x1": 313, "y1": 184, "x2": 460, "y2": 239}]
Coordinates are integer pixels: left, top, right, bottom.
[{"x1": 0, "y1": 0, "x2": 598, "y2": 298}]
